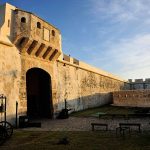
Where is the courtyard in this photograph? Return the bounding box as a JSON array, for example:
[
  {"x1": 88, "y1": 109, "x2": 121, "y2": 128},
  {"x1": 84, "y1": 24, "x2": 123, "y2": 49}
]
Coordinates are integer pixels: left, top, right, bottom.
[
  {"x1": 1, "y1": 105, "x2": 150, "y2": 149},
  {"x1": 1, "y1": 128, "x2": 150, "y2": 150}
]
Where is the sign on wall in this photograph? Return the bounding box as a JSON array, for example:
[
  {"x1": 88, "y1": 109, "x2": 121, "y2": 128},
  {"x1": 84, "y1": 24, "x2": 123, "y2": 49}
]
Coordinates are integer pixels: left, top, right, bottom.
[{"x1": 43, "y1": 28, "x2": 50, "y2": 41}]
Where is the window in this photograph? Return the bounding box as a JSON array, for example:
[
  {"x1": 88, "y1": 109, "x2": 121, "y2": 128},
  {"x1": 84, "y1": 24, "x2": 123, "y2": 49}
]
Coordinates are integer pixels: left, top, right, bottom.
[
  {"x1": 37, "y1": 22, "x2": 41, "y2": 29},
  {"x1": 21, "y1": 17, "x2": 26, "y2": 23},
  {"x1": 52, "y1": 30, "x2": 55, "y2": 36},
  {"x1": 8, "y1": 20, "x2": 10, "y2": 27}
]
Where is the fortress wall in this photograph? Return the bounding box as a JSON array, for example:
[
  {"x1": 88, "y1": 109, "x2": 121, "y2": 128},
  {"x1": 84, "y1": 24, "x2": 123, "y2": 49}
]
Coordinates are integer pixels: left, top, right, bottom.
[
  {"x1": 0, "y1": 4, "x2": 21, "y2": 123},
  {"x1": 0, "y1": 44, "x2": 21, "y2": 122},
  {"x1": 54, "y1": 58, "x2": 125, "y2": 113},
  {"x1": 0, "y1": 45, "x2": 126, "y2": 121},
  {"x1": 113, "y1": 90, "x2": 150, "y2": 107}
]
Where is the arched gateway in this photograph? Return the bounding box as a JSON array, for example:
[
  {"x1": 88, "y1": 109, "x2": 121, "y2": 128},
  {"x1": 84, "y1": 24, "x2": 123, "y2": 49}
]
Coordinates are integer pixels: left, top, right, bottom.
[{"x1": 26, "y1": 68, "x2": 53, "y2": 119}]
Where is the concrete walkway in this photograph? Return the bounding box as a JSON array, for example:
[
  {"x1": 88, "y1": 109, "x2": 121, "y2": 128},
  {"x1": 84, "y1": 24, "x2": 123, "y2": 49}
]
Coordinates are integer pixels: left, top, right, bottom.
[{"x1": 20, "y1": 117, "x2": 150, "y2": 131}]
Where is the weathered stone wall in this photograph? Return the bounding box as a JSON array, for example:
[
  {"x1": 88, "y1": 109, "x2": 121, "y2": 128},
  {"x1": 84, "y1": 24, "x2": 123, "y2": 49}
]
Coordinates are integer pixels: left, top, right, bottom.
[
  {"x1": 0, "y1": 44, "x2": 21, "y2": 123},
  {"x1": 113, "y1": 90, "x2": 150, "y2": 107},
  {"x1": 0, "y1": 3, "x2": 21, "y2": 123},
  {"x1": 0, "y1": 47, "x2": 125, "y2": 122},
  {"x1": 54, "y1": 60, "x2": 125, "y2": 114}
]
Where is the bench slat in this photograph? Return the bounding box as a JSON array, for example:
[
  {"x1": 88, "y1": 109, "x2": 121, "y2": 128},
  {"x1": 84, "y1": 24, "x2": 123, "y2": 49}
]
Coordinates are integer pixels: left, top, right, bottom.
[
  {"x1": 119, "y1": 123, "x2": 141, "y2": 132},
  {"x1": 91, "y1": 123, "x2": 108, "y2": 131}
]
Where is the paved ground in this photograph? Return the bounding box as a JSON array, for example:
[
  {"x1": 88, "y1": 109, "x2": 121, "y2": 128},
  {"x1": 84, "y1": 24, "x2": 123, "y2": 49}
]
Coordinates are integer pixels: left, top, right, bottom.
[{"x1": 20, "y1": 117, "x2": 150, "y2": 131}]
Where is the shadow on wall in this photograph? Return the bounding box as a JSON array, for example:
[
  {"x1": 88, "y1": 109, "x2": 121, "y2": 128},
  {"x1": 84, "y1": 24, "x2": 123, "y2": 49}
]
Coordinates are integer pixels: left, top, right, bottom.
[
  {"x1": 0, "y1": 110, "x2": 27, "y2": 127},
  {"x1": 54, "y1": 92, "x2": 113, "y2": 116},
  {"x1": 1, "y1": 93, "x2": 113, "y2": 124}
]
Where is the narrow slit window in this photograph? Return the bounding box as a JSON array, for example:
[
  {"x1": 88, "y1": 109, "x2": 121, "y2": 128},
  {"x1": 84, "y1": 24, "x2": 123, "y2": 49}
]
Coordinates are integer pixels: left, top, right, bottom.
[{"x1": 8, "y1": 20, "x2": 10, "y2": 27}]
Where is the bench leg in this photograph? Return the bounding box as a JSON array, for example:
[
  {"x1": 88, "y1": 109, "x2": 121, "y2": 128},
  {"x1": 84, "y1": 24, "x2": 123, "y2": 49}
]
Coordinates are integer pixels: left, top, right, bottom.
[
  {"x1": 116, "y1": 127, "x2": 121, "y2": 136},
  {"x1": 139, "y1": 126, "x2": 141, "y2": 133},
  {"x1": 91, "y1": 125, "x2": 108, "y2": 131},
  {"x1": 92, "y1": 125, "x2": 94, "y2": 131},
  {"x1": 106, "y1": 125, "x2": 108, "y2": 131},
  {"x1": 116, "y1": 127, "x2": 131, "y2": 136}
]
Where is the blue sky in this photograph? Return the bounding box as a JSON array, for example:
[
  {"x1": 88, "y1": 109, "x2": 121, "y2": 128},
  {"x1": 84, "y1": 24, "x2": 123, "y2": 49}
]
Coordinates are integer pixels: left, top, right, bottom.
[{"x1": 1, "y1": 0, "x2": 150, "y2": 80}]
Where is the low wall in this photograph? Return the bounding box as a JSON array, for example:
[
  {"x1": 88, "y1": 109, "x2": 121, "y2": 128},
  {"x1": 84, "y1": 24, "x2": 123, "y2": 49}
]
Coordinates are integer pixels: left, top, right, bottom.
[{"x1": 113, "y1": 90, "x2": 150, "y2": 107}]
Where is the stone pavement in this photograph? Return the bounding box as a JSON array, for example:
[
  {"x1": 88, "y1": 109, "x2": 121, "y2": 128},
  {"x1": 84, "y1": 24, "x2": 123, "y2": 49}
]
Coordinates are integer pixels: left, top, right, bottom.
[{"x1": 20, "y1": 117, "x2": 150, "y2": 131}]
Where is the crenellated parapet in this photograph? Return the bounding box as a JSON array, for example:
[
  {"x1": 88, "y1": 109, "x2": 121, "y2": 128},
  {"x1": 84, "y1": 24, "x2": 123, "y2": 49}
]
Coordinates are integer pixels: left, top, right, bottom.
[
  {"x1": 13, "y1": 9, "x2": 62, "y2": 61},
  {"x1": 126, "y1": 78, "x2": 150, "y2": 90}
]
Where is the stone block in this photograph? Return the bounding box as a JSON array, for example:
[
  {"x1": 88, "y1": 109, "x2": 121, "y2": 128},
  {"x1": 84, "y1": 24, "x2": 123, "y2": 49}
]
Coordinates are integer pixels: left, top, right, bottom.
[{"x1": 135, "y1": 79, "x2": 143, "y2": 83}]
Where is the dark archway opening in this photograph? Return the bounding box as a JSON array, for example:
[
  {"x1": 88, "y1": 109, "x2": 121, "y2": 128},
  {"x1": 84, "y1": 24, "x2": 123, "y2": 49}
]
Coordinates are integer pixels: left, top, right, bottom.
[{"x1": 26, "y1": 68, "x2": 53, "y2": 119}]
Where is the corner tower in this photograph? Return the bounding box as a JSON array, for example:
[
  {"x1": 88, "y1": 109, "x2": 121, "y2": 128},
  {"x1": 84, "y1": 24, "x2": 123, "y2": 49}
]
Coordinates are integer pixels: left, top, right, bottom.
[{"x1": 0, "y1": 3, "x2": 62, "y2": 121}]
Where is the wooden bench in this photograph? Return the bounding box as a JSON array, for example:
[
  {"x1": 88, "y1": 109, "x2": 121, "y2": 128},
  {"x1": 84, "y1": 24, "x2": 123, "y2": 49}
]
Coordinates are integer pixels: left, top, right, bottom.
[
  {"x1": 128, "y1": 113, "x2": 150, "y2": 119},
  {"x1": 99, "y1": 114, "x2": 126, "y2": 119},
  {"x1": 111, "y1": 114, "x2": 126, "y2": 119},
  {"x1": 119, "y1": 123, "x2": 141, "y2": 132},
  {"x1": 91, "y1": 123, "x2": 108, "y2": 131},
  {"x1": 98, "y1": 113, "x2": 107, "y2": 119}
]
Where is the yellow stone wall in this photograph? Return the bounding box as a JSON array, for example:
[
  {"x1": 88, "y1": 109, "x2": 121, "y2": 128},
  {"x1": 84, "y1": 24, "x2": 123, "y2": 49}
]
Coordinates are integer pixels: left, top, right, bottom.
[
  {"x1": 0, "y1": 44, "x2": 21, "y2": 122},
  {"x1": 54, "y1": 59, "x2": 125, "y2": 113}
]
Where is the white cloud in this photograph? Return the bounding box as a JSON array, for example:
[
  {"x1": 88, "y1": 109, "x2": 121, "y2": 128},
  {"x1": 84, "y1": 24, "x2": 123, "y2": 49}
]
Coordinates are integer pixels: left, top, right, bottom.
[
  {"x1": 95, "y1": 34, "x2": 150, "y2": 79},
  {"x1": 89, "y1": 0, "x2": 150, "y2": 23},
  {"x1": 86, "y1": 0, "x2": 150, "y2": 80}
]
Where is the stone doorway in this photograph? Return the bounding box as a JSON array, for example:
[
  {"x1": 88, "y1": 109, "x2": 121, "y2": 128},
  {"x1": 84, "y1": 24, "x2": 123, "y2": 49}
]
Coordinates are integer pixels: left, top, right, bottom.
[{"x1": 26, "y1": 68, "x2": 53, "y2": 119}]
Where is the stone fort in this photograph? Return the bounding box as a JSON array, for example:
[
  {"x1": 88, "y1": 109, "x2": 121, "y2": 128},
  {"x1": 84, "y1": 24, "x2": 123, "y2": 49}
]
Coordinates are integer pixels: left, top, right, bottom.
[{"x1": 0, "y1": 3, "x2": 150, "y2": 124}]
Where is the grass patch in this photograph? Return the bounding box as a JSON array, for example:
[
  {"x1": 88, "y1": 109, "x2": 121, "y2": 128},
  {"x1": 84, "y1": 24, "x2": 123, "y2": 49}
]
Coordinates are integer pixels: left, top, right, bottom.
[
  {"x1": 70, "y1": 105, "x2": 147, "y2": 117},
  {"x1": 1, "y1": 130, "x2": 150, "y2": 150}
]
